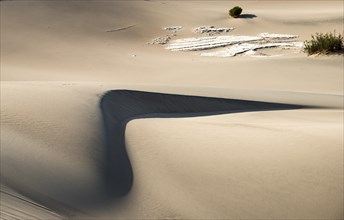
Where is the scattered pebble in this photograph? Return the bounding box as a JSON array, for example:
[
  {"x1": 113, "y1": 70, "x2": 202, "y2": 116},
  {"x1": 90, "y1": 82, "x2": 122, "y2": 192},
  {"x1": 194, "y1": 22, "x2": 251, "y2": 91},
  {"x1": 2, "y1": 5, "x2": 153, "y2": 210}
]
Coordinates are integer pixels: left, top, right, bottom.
[
  {"x1": 164, "y1": 26, "x2": 183, "y2": 33},
  {"x1": 150, "y1": 35, "x2": 172, "y2": 45},
  {"x1": 194, "y1": 26, "x2": 234, "y2": 35}
]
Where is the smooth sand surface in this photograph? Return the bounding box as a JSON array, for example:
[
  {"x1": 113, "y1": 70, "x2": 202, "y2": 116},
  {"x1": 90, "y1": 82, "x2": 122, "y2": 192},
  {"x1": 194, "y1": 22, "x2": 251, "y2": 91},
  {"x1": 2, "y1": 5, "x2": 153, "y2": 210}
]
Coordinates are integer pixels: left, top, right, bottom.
[{"x1": 1, "y1": 1, "x2": 343, "y2": 219}]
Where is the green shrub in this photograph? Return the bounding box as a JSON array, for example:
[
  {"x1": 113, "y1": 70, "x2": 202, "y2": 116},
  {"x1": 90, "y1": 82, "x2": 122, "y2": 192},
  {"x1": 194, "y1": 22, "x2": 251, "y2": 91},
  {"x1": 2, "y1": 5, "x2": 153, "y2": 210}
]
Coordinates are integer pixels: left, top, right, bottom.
[
  {"x1": 229, "y1": 6, "x2": 242, "y2": 18},
  {"x1": 304, "y1": 31, "x2": 344, "y2": 55}
]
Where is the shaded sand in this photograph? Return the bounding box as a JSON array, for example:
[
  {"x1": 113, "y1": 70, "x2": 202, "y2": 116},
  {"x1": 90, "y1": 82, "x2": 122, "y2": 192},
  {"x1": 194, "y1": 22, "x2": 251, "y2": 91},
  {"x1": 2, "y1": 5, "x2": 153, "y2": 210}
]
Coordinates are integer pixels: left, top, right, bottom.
[
  {"x1": 1, "y1": 0, "x2": 343, "y2": 219},
  {"x1": 100, "y1": 90, "x2": 301, "y2": 196}
]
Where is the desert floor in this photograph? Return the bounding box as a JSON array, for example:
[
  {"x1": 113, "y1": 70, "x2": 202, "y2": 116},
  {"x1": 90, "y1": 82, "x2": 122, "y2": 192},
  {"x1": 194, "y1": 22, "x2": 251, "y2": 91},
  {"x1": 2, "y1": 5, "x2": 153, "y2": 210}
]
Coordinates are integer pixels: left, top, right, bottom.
[{"x1": 1, "y1": 1, "x2": 343, "y2": 219}]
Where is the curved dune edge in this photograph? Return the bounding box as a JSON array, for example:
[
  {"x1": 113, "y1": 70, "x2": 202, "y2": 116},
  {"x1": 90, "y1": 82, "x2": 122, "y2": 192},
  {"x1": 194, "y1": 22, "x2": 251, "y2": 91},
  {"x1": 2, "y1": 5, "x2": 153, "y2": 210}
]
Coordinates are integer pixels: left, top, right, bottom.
[{"x1": 100, "y1": 90, "x2": 302, "y2": 196}]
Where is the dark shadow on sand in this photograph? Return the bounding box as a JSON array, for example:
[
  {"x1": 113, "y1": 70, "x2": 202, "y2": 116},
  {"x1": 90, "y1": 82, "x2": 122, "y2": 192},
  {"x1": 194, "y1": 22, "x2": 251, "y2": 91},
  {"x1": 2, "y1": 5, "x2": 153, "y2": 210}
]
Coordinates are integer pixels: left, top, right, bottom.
[
  {"x1": 240, "y1": 14, "x2": 257, "y2": 19},
  {"x1": 100, "y1": 90, "x2": 302, "y2": 197}
]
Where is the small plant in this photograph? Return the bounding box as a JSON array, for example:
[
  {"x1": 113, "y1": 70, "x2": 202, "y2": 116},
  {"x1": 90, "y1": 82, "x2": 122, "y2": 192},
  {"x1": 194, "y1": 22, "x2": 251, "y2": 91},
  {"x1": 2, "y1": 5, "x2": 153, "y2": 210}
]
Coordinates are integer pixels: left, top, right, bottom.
[
  {"x1": 229, "y1": 6, "x2": 242, "y2": 18},
  {"x1": 304, "y1": 31, "x2": 344, "y2": 55}
]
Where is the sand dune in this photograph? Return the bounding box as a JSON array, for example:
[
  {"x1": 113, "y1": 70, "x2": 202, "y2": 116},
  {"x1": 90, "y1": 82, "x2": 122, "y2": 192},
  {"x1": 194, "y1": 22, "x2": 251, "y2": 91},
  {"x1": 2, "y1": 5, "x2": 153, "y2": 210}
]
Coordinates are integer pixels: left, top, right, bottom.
[
  {"x1": 1, "y1": 0, "x2": 343, "y2": 219},
  {"x1": 1, "y1": 82, "x2": 343, "y2": 219}
]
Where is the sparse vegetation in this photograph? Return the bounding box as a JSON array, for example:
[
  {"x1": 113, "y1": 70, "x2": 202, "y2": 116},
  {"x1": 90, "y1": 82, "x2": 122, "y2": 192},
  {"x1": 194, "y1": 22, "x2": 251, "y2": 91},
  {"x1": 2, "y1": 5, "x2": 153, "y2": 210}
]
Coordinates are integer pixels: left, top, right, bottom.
[
  {"x1": 229, "y1": 6, "x2": 242, "y2": 18},
  {"x1": 304, "y1": 31, "x2": 344, "y2": 55}
]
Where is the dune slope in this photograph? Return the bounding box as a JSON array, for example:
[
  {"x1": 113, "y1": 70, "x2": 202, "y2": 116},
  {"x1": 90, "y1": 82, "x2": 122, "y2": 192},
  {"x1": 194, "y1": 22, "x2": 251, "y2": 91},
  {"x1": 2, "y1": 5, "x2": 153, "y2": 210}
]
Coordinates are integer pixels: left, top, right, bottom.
[{"x1": 1, "y1": 0, "x2": 343, "y2": 219}]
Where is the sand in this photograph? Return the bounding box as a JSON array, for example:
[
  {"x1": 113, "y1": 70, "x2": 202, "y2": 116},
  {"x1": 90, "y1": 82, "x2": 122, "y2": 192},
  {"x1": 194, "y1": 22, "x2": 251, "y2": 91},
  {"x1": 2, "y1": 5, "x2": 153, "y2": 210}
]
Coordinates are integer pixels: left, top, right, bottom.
[{"x1": 0, "y1": 0, "x2": 343, "y2": 219}]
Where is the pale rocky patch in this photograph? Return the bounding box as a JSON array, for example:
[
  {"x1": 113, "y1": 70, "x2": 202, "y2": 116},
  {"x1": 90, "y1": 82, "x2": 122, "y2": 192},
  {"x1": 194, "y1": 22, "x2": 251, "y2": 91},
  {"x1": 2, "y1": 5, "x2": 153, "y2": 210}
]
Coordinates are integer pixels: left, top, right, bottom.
[
  {"x1": 200, "y1": 42, "x2": 304, "y2": 57},
  {"x1": 259, "y1": 33, "x2": 299, "y2": 40},
  {"x1": 165, "y1": 35, "x2": 262, "y2": 51},
  {"x1": 164, "y1": 32, "x2": 303, "y2": 57}
]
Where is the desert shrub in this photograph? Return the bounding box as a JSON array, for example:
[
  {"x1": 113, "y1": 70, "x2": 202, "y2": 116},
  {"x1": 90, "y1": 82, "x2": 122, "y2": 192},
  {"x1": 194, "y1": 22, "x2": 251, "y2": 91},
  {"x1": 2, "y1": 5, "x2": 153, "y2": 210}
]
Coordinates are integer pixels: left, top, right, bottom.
[
  {"x1": 229, "y1": 6, "x2": 242, "y2": 18},
  {"x1": 304, "y1": 31, "x2": 344, "y2": 55}
]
